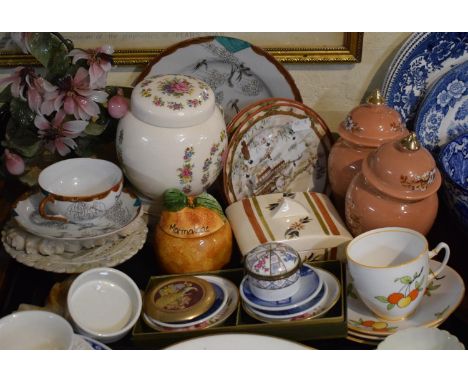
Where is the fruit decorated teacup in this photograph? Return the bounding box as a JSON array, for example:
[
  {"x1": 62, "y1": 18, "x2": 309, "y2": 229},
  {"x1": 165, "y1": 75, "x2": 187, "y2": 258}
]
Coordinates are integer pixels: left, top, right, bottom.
[
  {"x1": 38, "y1": 158, "x2": 123, "y2": 223},
  {"x1": 346, "y1": 227, "x2": 450, "y2": 320}
]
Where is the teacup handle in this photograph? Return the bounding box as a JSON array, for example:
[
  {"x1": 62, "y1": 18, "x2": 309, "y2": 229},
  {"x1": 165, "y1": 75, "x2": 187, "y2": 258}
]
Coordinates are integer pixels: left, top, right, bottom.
[
  {"x1": 427, "y1": 242, "x2": 450, "y2": 281},
  {"x1": 38, "y1": 194, "x2": 68, "y2": 223}
]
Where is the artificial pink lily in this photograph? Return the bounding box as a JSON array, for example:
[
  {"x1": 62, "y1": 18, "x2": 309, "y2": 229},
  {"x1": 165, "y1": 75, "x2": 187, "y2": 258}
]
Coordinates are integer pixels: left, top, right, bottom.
[
  {"x1": 41, "y1": 67, "x2": 108, "y2": 120},
  {"x1": 34, "y1": 110, "x2": 88, "y2": 156},
  {"x1": 0, "y1": 66, "x2": 32, "y2": 99},
  {"x1": 68, "y1": 45, "x2": 114, "y2": 88},
  {"x1": 26, "y1": 76, "x2": 57, "y2": 114}
]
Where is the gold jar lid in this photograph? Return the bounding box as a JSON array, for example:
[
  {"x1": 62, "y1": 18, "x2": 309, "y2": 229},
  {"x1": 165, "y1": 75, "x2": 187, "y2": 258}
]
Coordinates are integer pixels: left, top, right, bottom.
[{"x1": 143, "y1": 276, "x2": 216, "y2": 323}]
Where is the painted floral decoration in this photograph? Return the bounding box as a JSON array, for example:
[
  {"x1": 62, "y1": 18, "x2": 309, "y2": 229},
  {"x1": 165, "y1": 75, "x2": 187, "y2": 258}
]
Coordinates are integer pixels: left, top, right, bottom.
[
  {"x1": 0, "y1": 32, "x2": 128, "y2": 185},
  {"x1": 158, "y1": 77, "x2": 194, "y2": 97}
]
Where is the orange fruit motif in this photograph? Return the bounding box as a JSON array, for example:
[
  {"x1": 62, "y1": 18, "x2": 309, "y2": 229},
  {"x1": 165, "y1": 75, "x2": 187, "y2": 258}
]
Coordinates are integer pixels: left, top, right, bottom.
[
  {"x1": 361, "y1": 320, "x2": 375, "y2": 327},
  {"x1": 409, "y1": 289, "x2": 419, "y2": 301},
  {"x1": 387, "y1": 292, "x2": 404, "y2": 305}
]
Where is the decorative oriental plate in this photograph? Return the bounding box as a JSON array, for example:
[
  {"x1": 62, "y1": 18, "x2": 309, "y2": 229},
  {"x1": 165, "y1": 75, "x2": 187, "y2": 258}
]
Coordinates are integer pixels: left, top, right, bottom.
[
  {"x1": 224, "y1": 99, "x2": 332, "y2": 204},
  {"x1": 13, "y1": 189, "x2": 141, "y2": 240},
  {"x1": 135, "y1": 36, "x2": 302, "y2": 124},
  {"x1": 382, "y1": 32, "x2": 468, "y2": 128},
  {"x1": 347, "y1": 260, "x2": 465, "y2": 337},
  {"x1": 415, "y1": 60, "x2": 468, "y2": 155}
]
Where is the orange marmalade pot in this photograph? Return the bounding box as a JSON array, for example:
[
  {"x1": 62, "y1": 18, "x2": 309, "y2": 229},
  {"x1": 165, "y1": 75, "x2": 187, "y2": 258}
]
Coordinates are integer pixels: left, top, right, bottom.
[
  {"x1": 328, "y1": 90, "x2": 407, "y2": 215},
  {"x1": 345, "y1": 133, "x2": 441, "y2": 236}
]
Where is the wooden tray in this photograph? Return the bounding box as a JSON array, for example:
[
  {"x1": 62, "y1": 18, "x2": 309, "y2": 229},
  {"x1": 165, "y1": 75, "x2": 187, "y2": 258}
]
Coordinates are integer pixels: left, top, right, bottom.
[{"x1": 131, "y1": 260, "x2": 346, "y2": 349}]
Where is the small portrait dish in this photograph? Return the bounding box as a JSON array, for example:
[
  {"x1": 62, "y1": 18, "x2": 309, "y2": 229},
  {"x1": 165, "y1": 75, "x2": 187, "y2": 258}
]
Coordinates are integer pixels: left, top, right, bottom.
[
  {"x1": 67, "y1": 267, "x2": 142, "y2": 343},
  {"x1": 13, "y1": 189, "x2": 141, "y2": 240},
  {"x1": 240, "y1": 263, "x2": 323, "y2": 312},
  {"x1": 37, "y1": 158, "x2": 123, "y2": 223},
  {"x1": 377, "y1": 327, "x2": 464, "y2": 350},
  {"x1": 0, "y1": 310, "x2": 74, "y2": 350},
  {"x1": 439, "y1": 132, "x2": 468, "y2": 229}
]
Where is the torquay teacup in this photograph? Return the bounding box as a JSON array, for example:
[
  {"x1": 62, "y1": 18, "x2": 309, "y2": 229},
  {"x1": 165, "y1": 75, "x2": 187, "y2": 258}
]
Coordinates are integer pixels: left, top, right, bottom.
[
  {"x1": 38, "y1": 158, "x2": 123, "y2": 223},
  {"x1": 346, "y1": 227, "x2": 450, "y2": 321}
]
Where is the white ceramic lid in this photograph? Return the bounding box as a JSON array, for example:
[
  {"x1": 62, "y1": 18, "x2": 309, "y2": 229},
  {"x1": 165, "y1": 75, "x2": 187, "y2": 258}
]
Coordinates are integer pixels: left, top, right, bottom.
[
  {"x1": 131, "y1": 74, "x2": 215, "y2": 128},
  {"x1": 244, "y1": 242, "x2": 300, "y2": 280}
]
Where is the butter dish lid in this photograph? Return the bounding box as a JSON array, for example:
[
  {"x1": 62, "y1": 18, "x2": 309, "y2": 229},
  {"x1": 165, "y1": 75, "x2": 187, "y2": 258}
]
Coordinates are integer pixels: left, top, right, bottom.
[
  {"x1": 143, "y1": 276, "x2": 216, "y2": 323},
  {"x1": 132, "y1": 74, "x2": 215, "y2": 128},
  {"x1": 244, "y1": 242, "x2": 300, "y2": 280},
  {"x1": 226, "y1": 192, "x2": 353, "y2": 260}
]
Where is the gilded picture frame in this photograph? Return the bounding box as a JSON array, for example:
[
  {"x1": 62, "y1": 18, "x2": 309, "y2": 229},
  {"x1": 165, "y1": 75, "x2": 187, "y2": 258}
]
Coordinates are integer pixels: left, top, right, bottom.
[{"x1": 0, "y1": 32, "x2": 363, "y2": 66}]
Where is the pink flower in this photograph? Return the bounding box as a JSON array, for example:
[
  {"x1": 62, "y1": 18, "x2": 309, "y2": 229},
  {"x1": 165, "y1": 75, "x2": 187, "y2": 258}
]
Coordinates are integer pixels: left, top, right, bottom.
[
  {"x1": 0, "y1": 66, "x2": 34, "y2": 99},
  {"x1": 34, "y1": 110, "x2": 88, "y2": 156},
  {"x1": 41, "y1": 67, "x2": 107, "y2": 120},
  {"x1": 10, "y1": 32, "x2": 32, "y2": 54},
  {"x1": 26, "y1": 76, "x2": 57, "y2": 114},
  {"x1": 4, "y1": 149, "x2": 25, "y2": 175},
  {"x1": 68, "y1": 45, "x2": 114, "y2": 88}
]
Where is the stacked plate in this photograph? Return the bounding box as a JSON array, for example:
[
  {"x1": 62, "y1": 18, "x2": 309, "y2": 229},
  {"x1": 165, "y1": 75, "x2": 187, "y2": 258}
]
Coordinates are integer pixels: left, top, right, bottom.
[
  {"x1": 241, "y1": 264, "x2": 340, "y2": 323},
  {"x1": 347, "y1": 260, "x2": 466, "y2": 346},
  {"x1": 142, "y1": 275, "x2": 239, "y2": 332},
  {"x1": 2, "y1": 189, "x2": 146, "y2": 273}
]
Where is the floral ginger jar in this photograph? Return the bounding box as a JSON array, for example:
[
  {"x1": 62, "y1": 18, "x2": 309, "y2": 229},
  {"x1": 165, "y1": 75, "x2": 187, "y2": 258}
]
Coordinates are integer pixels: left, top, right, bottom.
[
  {"x1": 345, "y1": 132, "x2": 441, "y2": 236},
  {"x1": 328, "y1": 90, "x2": 407, "y2": 214},
  {"x1": 116, "y1": 74, "x2": 227, "y2": 205}
]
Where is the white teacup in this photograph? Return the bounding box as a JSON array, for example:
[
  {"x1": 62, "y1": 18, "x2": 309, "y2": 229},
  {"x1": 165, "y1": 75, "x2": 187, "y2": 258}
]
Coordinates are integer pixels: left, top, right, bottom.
[
  {"x1": 0, "y1": 311, "x2": 74, "y2": 350},
  {"x1": 346, "y1": 227, "x2": 450, "y2": 321},
  {"x1": 38, "y1": 158, "x2": 123, "y2": 223}
]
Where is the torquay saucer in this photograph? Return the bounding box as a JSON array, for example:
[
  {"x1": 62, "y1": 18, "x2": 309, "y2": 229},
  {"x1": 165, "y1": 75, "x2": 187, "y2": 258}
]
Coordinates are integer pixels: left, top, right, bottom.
[
  {"x1": 142, "y1": 276, "x2": 238, "y2": 332},
  {"x1": 146, "y1": 278, "x2": 228, "y2": 329},
  {"x1": 243, "y1": 267, "x2": 339, "y2": 323},
  {"x1": 240, "y1": 263, "x2": 323, "y2": 312},
  {"x1": 13, "y1": 189, "x2": 141, "y2": 240},
  {"x1": 347, "y1": 260, "x2": 465, "y2": 336}
]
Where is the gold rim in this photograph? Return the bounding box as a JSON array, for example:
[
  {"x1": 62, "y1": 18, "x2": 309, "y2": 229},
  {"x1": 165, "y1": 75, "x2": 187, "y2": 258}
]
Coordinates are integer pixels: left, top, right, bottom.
[{"x1": 346, "y1": 227, "x2": 429, "y2": 269}]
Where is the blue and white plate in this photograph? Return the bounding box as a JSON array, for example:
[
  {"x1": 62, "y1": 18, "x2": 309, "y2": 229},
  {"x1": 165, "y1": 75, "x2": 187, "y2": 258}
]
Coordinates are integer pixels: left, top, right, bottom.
[
  {"x1": 415, "y1": 61, "x2": 468, "y2": 155},
  {"x1": 72, "y1": 334, "x2": 111, "y2": 350},
  {"x1": 383, "y1": 32, "x2": 468, "y2": 128},
  {"x1": 243, "y1": 267, "x2": 340, "y2": 323},
  {"x1": 240, "y1": 263, "x2": 323, "y2": 312}
]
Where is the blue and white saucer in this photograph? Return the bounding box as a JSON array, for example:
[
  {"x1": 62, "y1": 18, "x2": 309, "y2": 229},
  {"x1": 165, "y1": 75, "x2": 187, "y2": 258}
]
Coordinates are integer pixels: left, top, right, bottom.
[
  {"x1": 243, "y1": 267, "x2": 340, "y2": 323},
  {"x1": 415, "y1": 60, "x2": 468, "y2": 155},
  {"x1": 72, "y1": 334, "x2": 111, "y2": 350},
  {"x1": 13, "y1": 189, "x2": 141, "y2": 240},
  {"x1": 240, "y1": 263, "x2": 323, "y2": 312}
]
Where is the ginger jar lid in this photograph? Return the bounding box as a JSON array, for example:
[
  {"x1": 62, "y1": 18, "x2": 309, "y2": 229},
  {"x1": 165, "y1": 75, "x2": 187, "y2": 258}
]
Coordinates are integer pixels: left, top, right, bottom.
[
  {"x1": 131, "y1": 74, "x2": 215, "y2": 128},
  {"x1": 244, "y1": 242, "x2": 301, "y2": 281},
  {"x1": 159, "y1": 189, "x2": 226, "y2": 238},
  {"x1": 338, "y1": 89, "x2": 408, "y2": 147},
  {"x1": 362, "y1": 132, "x2": 442, "y2": 200}
]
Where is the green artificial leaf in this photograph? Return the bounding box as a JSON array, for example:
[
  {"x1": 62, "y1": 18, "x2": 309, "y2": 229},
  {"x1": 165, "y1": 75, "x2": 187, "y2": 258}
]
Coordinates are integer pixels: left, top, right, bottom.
[
  {"x1": 74, "y1": 136, "x2": 98, "y2": 157},
  {"x1": 163, "y1": 188, "x2": 188, "y2": 212},
  {"x1": 9, "y1": 98, "x2": 35, "y2": 129},
  {"x1": 84, "y1": 122, "x2": 106, "y2": 136},
  {"x1": 5, "y1": 119, "x2": 42, "y2": 158},
  {"x1": 18, "y1": 166, "x2": 42, "y2": 187},
  {"x1": 0, "y1": 85, "x2": 12, "y2": 103},
  {"x1": 387, "y1": 303, "x2": 395, "y2": 311},
  {"x1": 194, "y1": 192, "x2": 225, "y2": 217},
  {"x1": 28, "y1": 33, "x2": 71, "y2": 78},
  {"x1": 399, "y1": 276, "x2": 413, "y2": 285},
  {"x1": 375, "y1": 296, "x2": 388, "y2": 303}
]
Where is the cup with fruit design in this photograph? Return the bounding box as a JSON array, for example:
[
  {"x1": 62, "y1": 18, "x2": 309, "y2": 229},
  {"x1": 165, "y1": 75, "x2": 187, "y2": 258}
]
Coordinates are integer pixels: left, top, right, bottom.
[{"x1": 346, "y1": 227, "x2": 450, "y2": 320}]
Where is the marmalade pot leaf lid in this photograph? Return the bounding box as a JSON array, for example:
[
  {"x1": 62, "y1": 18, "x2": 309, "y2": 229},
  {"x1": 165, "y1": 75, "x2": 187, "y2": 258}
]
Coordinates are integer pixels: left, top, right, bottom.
[{"x1": 338, "y1": 89, "x2": 408, "y2": 147}]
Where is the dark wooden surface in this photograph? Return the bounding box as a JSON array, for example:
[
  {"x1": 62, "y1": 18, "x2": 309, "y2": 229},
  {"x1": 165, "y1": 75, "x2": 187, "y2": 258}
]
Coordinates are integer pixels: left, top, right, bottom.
[{"x1": 0, "y1": 178, "x2": 467, "y2": 350}]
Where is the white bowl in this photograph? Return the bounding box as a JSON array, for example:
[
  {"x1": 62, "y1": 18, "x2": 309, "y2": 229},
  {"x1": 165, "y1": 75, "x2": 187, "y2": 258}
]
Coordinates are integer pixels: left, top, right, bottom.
[
  {"x1": 67, "y1": 267, "x2": 142, "y2": 344},
  {"x1": 0, "y1": 310, "x2": 74, "y2": 350},
  {"x1": 377, "y1": 327, "x2": 465, "y2": 350}
]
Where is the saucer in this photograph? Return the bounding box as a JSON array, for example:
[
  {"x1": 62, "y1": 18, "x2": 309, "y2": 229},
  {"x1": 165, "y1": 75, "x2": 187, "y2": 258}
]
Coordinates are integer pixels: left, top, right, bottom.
[
  {"x1": 347, "y1": 260, "x2": 465, "y2": 336},
  {"x1": 13, "y1": 189, "x2": 142, "y2": 240},
  {"x1": 243, "y1": 267, "x2": 340, "y2": 323},
  {"x1": 71, "y1": 334, "x2": 111, "y2": 350},
  {"x1": 240, "y1": 263, "x2": 323, "y2": 312},
  {"x1": 142, "y1": 276, "x2": 238, "y2": 332},
  {"x1": 145, "y1": 277, "x2": 228, "y2": 329}
]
